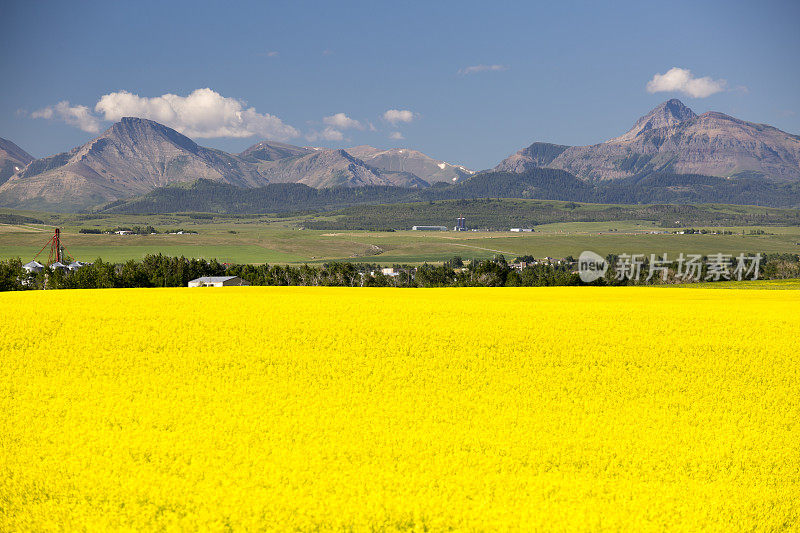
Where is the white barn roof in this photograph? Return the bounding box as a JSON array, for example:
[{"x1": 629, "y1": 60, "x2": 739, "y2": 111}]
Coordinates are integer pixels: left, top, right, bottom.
[
  {"x1": 190, "y1": 276, "x2": 240, "y2": 283},
  {"x1": 188, "y1": 276, "x2": 250, "y2": 287}
]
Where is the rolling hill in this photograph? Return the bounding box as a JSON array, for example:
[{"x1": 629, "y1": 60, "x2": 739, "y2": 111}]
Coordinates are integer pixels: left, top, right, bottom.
[{"x1": 98, "y1": 164, "x2": 800, "y2": 216}]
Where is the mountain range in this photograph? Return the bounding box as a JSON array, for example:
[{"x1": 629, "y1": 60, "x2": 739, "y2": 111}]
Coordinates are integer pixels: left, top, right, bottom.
[
  {"x1": 0, "y1": 119, "x2": 472, "y2": 210},
  {"x1": 494, "y1": 99, "x2": 800, "y2": 182},
  {"x1": 1, "y1": 99, "x2": 799, "y2": 211}
]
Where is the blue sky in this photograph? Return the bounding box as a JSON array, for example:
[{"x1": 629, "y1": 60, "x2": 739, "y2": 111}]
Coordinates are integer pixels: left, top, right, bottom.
[{"x1": 1, "y1": 0, "x2": 798, "y2": 170}]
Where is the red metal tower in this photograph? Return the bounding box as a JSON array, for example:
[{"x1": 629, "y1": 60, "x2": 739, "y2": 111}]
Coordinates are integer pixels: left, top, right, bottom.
[{"x1": 33, "y1": 227, "x2": 70, "y2": 265}]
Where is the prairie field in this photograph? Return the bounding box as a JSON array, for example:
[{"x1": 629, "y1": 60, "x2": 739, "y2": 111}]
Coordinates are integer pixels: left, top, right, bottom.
[
  {"x1": 4, "y1": 209, "x2": 800, "y2": 265},
  {"x1": 1, "y1": 286, "x2": 799, "y2": 530}
]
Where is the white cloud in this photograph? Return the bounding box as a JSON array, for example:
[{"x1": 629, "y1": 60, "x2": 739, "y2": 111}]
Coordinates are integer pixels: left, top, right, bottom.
[
  {"x1": 646, "y1": 67, "x2": 727, "y2": 98},
  {"x1": 93, "y1": 88, "x2": 299, "y2": 140},
  {"x1": 382, "y1": 109, "x2": 415, "y2": 126},
  {"x1": 306, "y1": 127, "x2": 344, "y2": 142},
  {"x1": 323, "y1": 112, "x2": 363, "y2": 130},
  {"x1": 458, "y1": 64, "x2": 508, "y2": 75},
  {"x1": 389, "y1": 131, "x2": 404, "y2": 140},
  {"x1": 266, "y1": 51, "x2": 279, "y2": 57},
  {"x1": 31, "y1": 101, "x2": 102, "y2": 133}
]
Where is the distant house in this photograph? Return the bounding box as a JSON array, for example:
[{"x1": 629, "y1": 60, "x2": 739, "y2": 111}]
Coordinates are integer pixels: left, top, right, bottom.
[
  {"x1": 188, "y1": 276, "x2": 251, "y2": 287},
  {"x1": 381, "y1": 267, "x2": 400, "y2": 277},
  {"x1": 510, "y1": 228, "x2": 534, "y2": 232},
  {"x1": 412, "y1": 225, "x2": 448, "y2": 231}
]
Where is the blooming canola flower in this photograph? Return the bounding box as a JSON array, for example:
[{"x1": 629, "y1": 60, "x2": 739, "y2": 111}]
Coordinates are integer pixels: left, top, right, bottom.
[{"x1": 1, "y1": 286, "x2": 798, "y2": 530}]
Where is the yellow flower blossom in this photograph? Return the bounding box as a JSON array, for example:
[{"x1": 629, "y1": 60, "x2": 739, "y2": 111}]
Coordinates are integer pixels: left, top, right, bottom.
[{"x1": 1, "y1": 287, "x2": 798, "y2": 530}]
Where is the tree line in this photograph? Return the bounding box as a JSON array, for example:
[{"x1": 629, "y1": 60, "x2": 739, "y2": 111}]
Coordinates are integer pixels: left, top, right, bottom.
[{"x1": 1, "y1": 253, "x2": 799, "y2": 292}]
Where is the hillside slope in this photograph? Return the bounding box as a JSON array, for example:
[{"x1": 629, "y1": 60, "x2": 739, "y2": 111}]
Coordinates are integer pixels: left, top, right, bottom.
[{"x1": 99, "y1": 164, "x2": 800, "y2": 215}]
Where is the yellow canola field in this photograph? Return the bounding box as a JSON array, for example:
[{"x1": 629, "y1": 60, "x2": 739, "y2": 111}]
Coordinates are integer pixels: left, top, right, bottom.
[{"x1": 1, "y1": 286, "x2": 799, "y2": 531}]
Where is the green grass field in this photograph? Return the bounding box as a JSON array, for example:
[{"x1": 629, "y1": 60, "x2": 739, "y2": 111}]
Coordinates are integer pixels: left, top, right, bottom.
[
  {"x1": 3, "y1": 208, "x2": 800, "y2": 265},
  {"x1": 677, "y1": 279, "x2": 800, "y2": 290}
]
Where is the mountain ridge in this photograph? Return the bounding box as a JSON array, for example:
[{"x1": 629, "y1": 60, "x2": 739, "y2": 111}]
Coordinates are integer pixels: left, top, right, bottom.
[
  {"x1": 346, "y1": 145, "x2": 474, "y2": 184},
  {"x1": 251, "y1": 147, "x2": 429, "y2": 188},
  {"x1": 0, "y1": 137, "x2": 34, "y2": 185},
  {"x1": 239, "y1": 140, "x2": 315, "y2": 162}
]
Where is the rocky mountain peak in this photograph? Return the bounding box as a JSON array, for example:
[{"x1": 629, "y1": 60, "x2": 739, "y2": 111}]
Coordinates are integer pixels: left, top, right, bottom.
[
  {"x1": 612, "y1": 99, "x2": 697, "y2": 142},
  {"x1": 104, "y1": 117, "x2": 201, "y2": 154},
  {"x1": 239, "y1": 140, "x2": 313, "y2": 162}
]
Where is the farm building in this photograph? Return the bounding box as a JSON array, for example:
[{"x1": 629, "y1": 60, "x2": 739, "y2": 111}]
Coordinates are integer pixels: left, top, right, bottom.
[
  {"x1": 23, "y1": 261, "x2": 44, "y2": 274},
  {"x1": 188, "y1": 276, "x2": 251, "y2": 287},
  {"x1": 412, "y1": 225, "x2": 448, "y2": 231}
]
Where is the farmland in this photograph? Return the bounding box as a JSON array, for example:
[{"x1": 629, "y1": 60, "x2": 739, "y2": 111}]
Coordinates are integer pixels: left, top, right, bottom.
[
  {"x1": 3, "y1": 206, "x2": 800, "y2": 265},
  {"x1": 2, "y1": 286, "x2": 799, "y2": 530}
]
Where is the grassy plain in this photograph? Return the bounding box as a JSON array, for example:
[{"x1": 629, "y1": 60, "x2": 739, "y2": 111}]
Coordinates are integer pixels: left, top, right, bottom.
[
  {"x1": 2, "y1": 208, "x2": 800, "y2": 264},
  {"x1": 1, "y1": 286, "x2": 798, "y2": 530}
]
